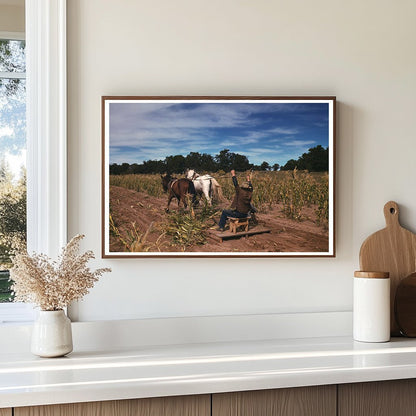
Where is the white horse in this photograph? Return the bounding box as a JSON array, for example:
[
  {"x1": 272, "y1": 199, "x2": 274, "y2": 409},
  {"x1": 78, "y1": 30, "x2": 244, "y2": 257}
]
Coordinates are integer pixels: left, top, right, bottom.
[{"x1": 185, "y1": 169, "x2": 223, "y2": 205}]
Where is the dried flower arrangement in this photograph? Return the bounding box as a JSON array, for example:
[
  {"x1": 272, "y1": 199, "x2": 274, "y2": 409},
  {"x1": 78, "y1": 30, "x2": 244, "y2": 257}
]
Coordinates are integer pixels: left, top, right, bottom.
[{"x1": 10, "y1": 234, "x2": 111, "y2": 311}]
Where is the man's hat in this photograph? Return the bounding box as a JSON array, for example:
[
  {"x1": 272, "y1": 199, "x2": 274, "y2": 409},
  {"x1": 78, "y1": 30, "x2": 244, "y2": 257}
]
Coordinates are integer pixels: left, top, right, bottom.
[{"x1": 240, "y1": 181, "x2": 251, "y2": 189}]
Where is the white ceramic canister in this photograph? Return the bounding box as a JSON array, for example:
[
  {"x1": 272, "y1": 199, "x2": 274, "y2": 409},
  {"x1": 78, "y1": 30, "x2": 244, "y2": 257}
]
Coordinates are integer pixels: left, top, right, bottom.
[{"x1": 353, "y1": 271, "x2": 390, "y2": 342}]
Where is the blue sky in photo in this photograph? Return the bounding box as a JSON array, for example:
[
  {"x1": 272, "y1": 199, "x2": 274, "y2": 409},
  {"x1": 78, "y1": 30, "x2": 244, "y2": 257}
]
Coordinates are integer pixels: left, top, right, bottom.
[{"x1": 109, "y1": 101, "x2": 330, "y2": 167}]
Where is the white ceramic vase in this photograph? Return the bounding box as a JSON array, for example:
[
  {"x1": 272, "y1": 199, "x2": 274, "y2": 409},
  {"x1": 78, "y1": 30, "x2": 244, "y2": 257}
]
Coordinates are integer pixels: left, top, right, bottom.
[{"x1": 31, "y1": 310, "x2": 73, "y2": 357}]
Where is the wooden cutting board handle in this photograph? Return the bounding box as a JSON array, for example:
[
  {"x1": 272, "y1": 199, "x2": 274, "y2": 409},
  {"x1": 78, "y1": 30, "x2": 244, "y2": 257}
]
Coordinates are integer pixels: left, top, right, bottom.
[
  {"x1": 384, "y1": 201, "x2": 400, "y2": 228},
  {"x1": 359, "y1": 201, "x2": 416, "y2": 336}
]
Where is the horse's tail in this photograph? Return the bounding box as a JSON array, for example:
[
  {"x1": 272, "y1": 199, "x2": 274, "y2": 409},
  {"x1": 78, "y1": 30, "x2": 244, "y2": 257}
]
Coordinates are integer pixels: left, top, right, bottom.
[
  {"x1": 187, "y1": 178, "x2": 196, "y2": 196},
  {"x1": 210, "y1": 178, "x2": 224, "y2": 202}
]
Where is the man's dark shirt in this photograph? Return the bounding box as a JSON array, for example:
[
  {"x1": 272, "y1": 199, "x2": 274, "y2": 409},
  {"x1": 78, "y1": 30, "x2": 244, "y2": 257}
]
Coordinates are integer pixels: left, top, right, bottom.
[{"x1": 230, "y1": 176, "x2": 253, "y2": 214}]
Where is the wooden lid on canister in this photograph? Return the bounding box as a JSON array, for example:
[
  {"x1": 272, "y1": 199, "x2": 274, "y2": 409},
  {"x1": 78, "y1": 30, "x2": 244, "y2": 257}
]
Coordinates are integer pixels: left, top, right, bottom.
[{"x1": 354, "y1": 271, "x2": 390, "y2": 279}]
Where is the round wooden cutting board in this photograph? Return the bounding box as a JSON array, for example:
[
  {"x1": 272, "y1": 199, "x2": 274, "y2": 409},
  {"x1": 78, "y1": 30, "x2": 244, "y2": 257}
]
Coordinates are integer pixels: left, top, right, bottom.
[
  {"x1": 395, "y1": 273, "x2": 416, "y2": 337},
  {"x1": 359, "y1": 201, "x2": 416, "y2": 336}
]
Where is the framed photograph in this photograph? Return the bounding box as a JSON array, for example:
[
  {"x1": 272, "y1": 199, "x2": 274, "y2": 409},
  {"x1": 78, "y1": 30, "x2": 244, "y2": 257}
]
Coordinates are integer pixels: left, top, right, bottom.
[{"x1": 102, "y1": 96, "x2": 335, "y2": 257}]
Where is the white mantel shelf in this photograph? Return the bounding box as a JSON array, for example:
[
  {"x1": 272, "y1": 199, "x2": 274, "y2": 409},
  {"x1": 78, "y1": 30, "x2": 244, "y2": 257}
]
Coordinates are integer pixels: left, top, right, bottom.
[{"x1": 2, "y1": 336, "x2": 416, "y2": 408}]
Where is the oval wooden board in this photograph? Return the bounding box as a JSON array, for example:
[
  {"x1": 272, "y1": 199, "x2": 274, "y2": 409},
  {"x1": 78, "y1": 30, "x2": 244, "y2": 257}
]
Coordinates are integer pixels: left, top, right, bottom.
[{"x1": 359, "y1": 201, "x2": 416, "y2": 335}]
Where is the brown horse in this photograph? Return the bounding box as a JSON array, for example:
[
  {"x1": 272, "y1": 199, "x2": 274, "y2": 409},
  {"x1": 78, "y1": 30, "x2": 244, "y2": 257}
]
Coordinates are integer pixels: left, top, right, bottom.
[{"x1": 161, "y1": 174, "x2": 196, "y2": 212}]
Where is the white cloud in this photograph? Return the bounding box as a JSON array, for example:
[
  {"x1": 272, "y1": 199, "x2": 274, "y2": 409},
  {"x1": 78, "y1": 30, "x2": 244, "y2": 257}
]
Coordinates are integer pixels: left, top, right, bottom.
[
  {"x1": 268, "y1": 127, "x2": 299, "y2": 135},
  {"x1": 0, "y1": 126, "x2": 13, "y2": 138},
  {"x1": 109, "y1": 102, "x2": 304, "y2": 148},
  {"x1": 2, "y1": 149, "x2": 26, "y2": 181},
  {"x1": 284, "y1": 140, "x2": 316, "y2": 147},
  {"x1": 110, "y1": 103, "x2": 253, "y2": 142}
]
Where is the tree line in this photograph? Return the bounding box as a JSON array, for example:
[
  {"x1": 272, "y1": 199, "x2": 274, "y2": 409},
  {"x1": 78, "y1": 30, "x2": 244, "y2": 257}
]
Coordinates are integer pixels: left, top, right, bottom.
[{"x1": 110, "y1": 146, "x2": 328, "y2": 175}]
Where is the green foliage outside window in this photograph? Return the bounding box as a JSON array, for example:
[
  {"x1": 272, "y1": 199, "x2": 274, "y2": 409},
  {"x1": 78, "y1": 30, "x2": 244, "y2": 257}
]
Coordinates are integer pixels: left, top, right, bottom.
[{"x1": 0, "y1": 164, "x2": 26, "y2": 302}]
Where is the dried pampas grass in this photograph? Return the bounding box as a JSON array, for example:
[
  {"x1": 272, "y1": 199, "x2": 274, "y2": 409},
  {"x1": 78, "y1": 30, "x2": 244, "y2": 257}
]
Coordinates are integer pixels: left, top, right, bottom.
[{"x1": 10, "y1": 234, "x2": 111, "y2": 311}]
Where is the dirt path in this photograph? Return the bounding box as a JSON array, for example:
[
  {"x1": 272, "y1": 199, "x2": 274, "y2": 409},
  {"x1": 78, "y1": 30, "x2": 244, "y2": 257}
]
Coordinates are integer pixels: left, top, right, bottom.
[{"x1": 109, "y1": 186, "x2": 329, "y2": 254}]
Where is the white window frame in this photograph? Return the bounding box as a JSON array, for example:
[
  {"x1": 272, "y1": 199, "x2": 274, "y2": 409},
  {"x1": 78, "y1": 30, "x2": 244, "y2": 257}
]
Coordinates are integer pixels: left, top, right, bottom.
[
  {"x1": 0, "y1": 31, "x2": 24, "y2": 41},
  {"x1": 0, "y1": 0, "x2": 67, "y2": 324},
  {"x1": 26, "y1": 0, "x2": 67, "y2": 257}
]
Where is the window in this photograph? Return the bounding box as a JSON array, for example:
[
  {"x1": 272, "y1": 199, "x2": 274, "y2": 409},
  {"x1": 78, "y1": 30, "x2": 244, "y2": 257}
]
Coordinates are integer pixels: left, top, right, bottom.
[
  {"x1": 0, "y1": 35, "x2": 26, "y2": 306},
  {"x1": 0, "y1": 0, "x2": 67, "y2": 324}
]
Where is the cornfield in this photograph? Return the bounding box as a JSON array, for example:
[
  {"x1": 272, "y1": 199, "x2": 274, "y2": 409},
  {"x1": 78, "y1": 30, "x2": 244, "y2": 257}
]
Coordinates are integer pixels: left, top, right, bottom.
[
  {"x1": 216, "y1": 169, "x2": 328, "y2": 224},
  {"x1": 110, "y1": 169, "x2": 329, "y2": 228},
  {"x1": 110, "y1": 174, "x2": 165, "y2": 198}
]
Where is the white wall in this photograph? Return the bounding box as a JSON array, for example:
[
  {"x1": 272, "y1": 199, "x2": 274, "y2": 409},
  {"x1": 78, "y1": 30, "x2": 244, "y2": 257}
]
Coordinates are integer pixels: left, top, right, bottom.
[
  {"x1": 67, "y1": 0, "x2": 416, "y2": 322},
  {"x1": 0, "y1": 3, "x2": 24, "y2": 33}
]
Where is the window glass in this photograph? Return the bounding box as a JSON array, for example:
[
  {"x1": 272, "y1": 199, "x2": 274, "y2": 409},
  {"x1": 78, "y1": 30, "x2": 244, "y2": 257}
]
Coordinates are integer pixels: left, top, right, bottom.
[
  {"x1": 0, "y1": 38, "x2": 26, "y2": 303},
  {"x1": 0, "y1": 39, "x2": 26, "y2": 72}
]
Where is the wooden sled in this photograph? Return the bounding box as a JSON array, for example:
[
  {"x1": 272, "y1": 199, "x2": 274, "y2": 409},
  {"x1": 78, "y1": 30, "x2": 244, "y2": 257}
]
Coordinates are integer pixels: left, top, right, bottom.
[
  {"x1": 211, "y1": 226, "x2": 271, "y2": 242},
  {"x1": 228, "y1": 216, "x2": 250, "y2": 234}
]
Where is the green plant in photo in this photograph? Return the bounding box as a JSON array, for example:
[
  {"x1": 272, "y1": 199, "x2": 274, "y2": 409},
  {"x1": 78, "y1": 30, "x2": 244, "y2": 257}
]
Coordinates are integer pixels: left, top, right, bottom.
[
  {"x1": 110, "y1": 218, "x2": 167, "y2": 252},
  {"x1": 163, "y1": 198, "x2": 219, "y2": 250},
  {"x1": 314, "y1": 174, "x2": 329, "y2": 227},
  {"x1": 164, "y1": 211, "x2": 206, "y2": 250}
]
